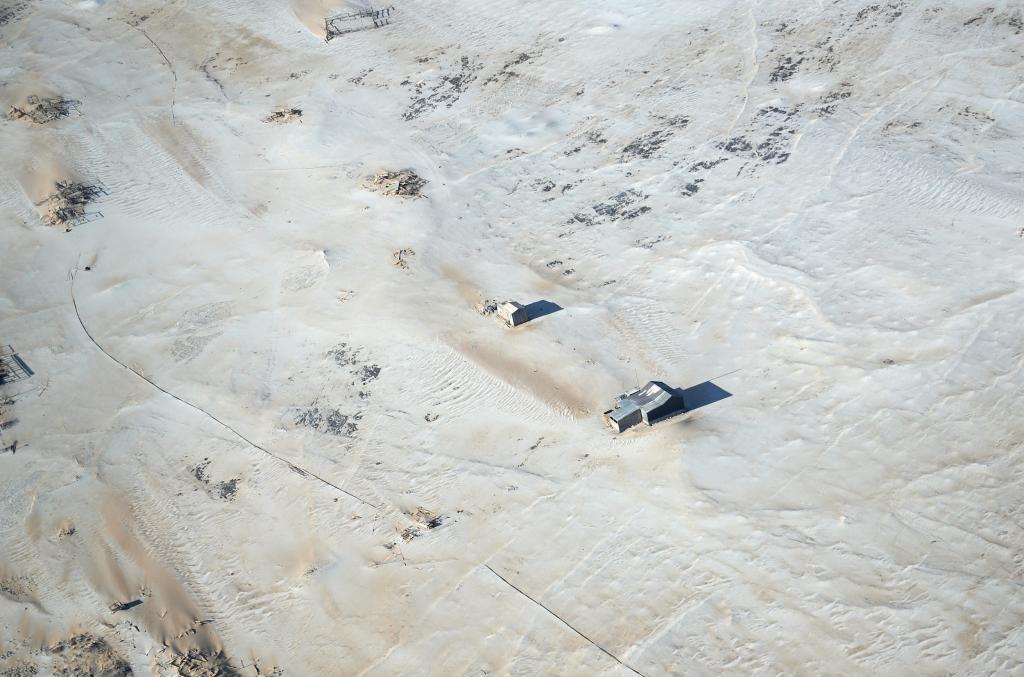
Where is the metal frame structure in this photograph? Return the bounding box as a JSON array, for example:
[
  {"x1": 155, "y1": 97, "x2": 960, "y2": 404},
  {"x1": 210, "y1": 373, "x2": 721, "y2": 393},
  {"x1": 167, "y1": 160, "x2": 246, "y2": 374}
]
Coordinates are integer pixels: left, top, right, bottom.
[
  {"x1": 325, "y1": 5, "x2": 395, "y2": 41},
  {"x1": 0, "y1": 346, "x2": 33, "y2": 385}
]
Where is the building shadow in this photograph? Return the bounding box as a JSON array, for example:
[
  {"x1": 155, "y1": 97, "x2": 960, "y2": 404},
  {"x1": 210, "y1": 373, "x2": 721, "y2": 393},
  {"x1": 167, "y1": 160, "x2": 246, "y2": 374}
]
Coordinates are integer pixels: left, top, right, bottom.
[
  {"x1": 679, "y1": 381, "x2": 732, "y2": 412},
  {"x1": 525, "y1": 300, "x2": 563, "y2": 321},
  {"x1": 111, "y1": 599, "x2": 144, "y2": 611}
]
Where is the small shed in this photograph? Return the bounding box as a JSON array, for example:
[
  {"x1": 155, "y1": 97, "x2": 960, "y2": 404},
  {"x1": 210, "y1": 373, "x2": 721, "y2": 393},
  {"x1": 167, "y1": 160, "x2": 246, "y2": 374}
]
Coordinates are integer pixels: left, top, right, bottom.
[
  {"x1": 497, "y1": 301, "x2": 530, "y2": 327},
  {"x1": 603, "y1": 381, "x2": 686, "y2": 432}
]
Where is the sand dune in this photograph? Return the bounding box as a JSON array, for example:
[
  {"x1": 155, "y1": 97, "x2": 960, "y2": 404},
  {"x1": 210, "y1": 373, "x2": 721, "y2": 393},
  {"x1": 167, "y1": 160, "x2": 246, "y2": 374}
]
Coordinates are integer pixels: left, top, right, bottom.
[{"x1": 2, "y1": 0, "x2": 1023, "y2": 674}]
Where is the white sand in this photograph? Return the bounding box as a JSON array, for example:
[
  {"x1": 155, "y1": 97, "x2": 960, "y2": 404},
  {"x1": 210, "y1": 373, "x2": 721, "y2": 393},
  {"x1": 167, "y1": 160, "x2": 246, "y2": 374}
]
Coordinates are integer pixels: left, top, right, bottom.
[{"x1": 1, "y1": 0, "x2": 1022, "y2": 674}]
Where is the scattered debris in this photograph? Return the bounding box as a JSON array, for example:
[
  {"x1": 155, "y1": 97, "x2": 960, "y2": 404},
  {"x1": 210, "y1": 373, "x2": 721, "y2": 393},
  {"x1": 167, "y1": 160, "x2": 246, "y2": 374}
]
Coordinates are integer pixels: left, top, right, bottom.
[
  {"x1": 294, "y1": 405, "x2": 361, "y2": 437},
  {"x1": 189, "y1": 458, "x2": 241, "y2": 501},
  {"x1": 392, "y1": 248, "x2": 416, "y2": 268},
  {"x1": 689, "y1": 158, "x2": 727, "y2": 172},
  {"x1": 217, "y1": 478, "x2": 239, "y2": 500},
  {"x1": 882, "y1": 119, "x2": 923, "y2": 134},
  {"x1": 199, "y1": 56, "x2": 228, "y2": 98},
  {"x1": 0, "y1": 575, "x2": 32, "y2": 598},
  {"x1": 327, "y1": 343, "x2": 361, "y2": 367},
  {"x1": 7, "y1": 95, "x2": 80, "y2": 124},
  {"x1": 39, "y1": 181, "x2": 107, "y2": 230},
  {"x1": 680, "y1": 179, "x2": 703, "y2": 197},
  {"x1": 369, "y1": 169, "x2": 427, "y2": 198},
  {"x1": 853, "y1": 2, "x2": 904, "y2": 25},
  {"x1": 591, "y1": 189, "x2": 650, "y2": 221},
  {"x1": 405, "y1": 55, "x2": 481, "y2": 120},
  {"x1": 817, "y1": 85, "x2": 853, "y2": 116},
  {"x1": 166, "y1": 647, "x2": 241, "y2": 677},
  {"x1": 621, "y1": 128, "x2": 673, "y2": 160},
  {"x1": 0, "y1": 658, "x2": 37, "y2": 676},
  {"x1": 326, "y1": 342, "x2": 381, "y2": 397},
  {"x1": 770, "y1": 53, "x2": 805, "y2": 82},
  {"x1": 717, "y1": 105, "x2": 800, "y2": 167},
  {"x1": 325, "y1": 5, "x2": 394, "y2": 41},
  {"x1": 349, "y1": 68, "x2": 373, "y2": 85},
  {"x1": 358, "y1": 364, "x2": 381, "y2": 383},
  {"x1": 635, "y1": 234, "x2": 670, "y2": 249},
  {"x1": 483, "y1": 51, "x2": 534, "y2": 86},
  {"x1": 565, "y1": 129, "x2": 608, "y2": 156},
  {"x1": 477, "y1": 299, "x2": 499, "y2": 316},
  {"x1": 264, "y1": 108, "x2": 302, "y2": 124},
  {"x1": 0, "y1": 2, "x2": 31, "y2": 27},
  {"x1": 663, "y1": 114, "x2": 691, "y2": 128},
  {"x1": 401, "y1": 507, "x2": 446, "y2": 540}
]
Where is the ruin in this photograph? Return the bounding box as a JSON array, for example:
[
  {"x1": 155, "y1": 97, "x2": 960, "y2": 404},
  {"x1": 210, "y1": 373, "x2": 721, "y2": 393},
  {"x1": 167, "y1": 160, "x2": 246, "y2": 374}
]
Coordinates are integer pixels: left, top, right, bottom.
[
  {"x1": 0, "y1": 346, "x2": 33, "y2": 385},
  {"x1": 603, "y1": 381, "x2": 686, "y2": 432},
  {"x1": 369, "y1": 169, "x2": 426, "y2": 198},
  {"x1": 7, "y1": 95, "x2": 80, "y2": 124},
  {"x1": 39, "y1": 180, "x2": 107, "y2": 230},
  {"x1": 325, "y1": 5, "x2": 395, "y2": 41},
  {"x1": 264, "y1": 108, "x2": 302, "y2": 124}
]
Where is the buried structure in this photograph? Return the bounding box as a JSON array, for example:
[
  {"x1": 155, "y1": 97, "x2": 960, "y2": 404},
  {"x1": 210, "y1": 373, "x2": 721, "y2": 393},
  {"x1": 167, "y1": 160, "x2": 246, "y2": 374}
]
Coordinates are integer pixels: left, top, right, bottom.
[
  {"x1": 497, "y1": 301, "x2": 530, "y2": 327},
  {"x1": 603, "y1": 381, "x2": 686, "y2": 432},
  {"x1": 479, "y1": 299, "x2": 534, "y2": 327}
]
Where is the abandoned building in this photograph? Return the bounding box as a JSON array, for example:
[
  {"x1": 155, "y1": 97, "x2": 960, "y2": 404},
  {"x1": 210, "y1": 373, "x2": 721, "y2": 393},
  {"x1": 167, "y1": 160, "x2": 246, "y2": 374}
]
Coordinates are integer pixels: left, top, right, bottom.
[
  {"x1": 603, "y1": 381, "x2": 686, "y2": 432},
  {"x1": 497, "y1": 301, "x2": 530, "y2": 327}
]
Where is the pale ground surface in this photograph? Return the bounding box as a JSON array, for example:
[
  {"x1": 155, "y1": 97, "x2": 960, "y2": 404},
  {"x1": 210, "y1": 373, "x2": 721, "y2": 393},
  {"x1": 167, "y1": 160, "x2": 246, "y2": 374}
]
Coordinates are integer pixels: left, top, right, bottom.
[{"x1": 1, "y1": 0, "x2": 1023, "y2": 674}]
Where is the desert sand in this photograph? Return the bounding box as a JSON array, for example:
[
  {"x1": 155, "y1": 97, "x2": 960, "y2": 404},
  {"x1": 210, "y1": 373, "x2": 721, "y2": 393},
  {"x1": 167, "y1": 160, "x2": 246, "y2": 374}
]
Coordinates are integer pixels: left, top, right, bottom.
[{"x1": 1, "y1": 0, "x2": 1023, "y2": 674}]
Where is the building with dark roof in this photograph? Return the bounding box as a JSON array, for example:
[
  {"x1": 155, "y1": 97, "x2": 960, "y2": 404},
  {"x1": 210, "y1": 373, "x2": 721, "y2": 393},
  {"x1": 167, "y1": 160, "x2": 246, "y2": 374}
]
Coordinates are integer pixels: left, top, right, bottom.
[{"x1": 603, "y1": 381, "x2": 686, "y2": 432}]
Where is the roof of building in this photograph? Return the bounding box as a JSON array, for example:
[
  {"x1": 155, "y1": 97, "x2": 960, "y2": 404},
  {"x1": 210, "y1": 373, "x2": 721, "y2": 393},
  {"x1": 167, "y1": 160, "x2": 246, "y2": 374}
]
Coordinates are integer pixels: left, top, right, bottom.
[
  {"x1": 620, "y1": 381, "x2": 673, "y2": 406},
  {"x1": 606, "y1": 397, "x2": 640, "y2": 422},
  {"x1": 610, "y1": 381, "x2": 686, "y2": 426}
]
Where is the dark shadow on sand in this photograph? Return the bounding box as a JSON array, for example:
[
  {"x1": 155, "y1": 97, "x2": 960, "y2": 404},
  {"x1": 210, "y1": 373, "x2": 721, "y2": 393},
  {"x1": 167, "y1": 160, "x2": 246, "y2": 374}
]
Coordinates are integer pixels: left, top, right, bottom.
[
  {"x1": 524, "y1": 300, "x2": 563, "y2": 321},
  {"x1": 680, "y1": 381, "x2": 732, "y2": 412}
]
